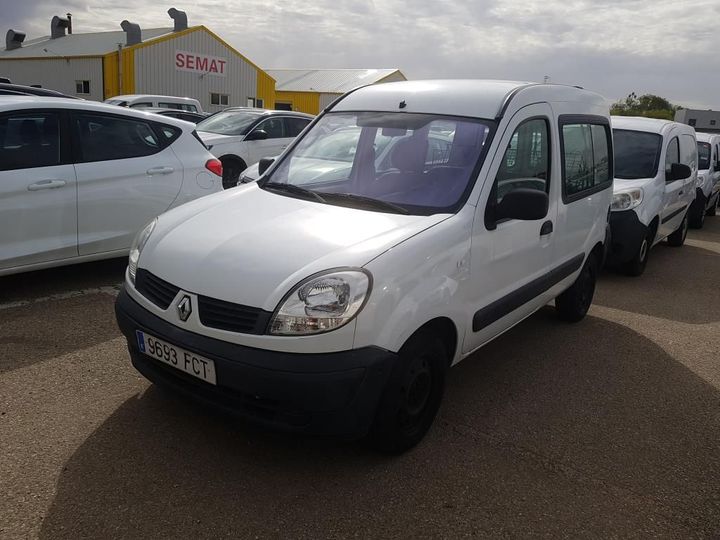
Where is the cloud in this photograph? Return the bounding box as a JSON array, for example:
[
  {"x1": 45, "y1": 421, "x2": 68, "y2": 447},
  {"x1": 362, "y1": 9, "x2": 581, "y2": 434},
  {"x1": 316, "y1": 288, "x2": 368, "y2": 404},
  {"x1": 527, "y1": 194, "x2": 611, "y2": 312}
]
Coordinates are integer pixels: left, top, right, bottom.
[{"x1": 2, "y1": 0, "x2": 718, "y2": 108}]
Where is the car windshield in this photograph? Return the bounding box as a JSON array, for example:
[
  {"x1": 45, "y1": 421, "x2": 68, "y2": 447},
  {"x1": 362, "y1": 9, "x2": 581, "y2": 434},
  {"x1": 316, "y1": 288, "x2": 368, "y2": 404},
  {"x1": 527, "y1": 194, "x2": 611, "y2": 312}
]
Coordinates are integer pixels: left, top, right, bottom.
[
  {"x1": 613, "y1": 129, "x2": 662, "y2": 179},
  {"x1": 261, "y1": 112, "x2": 493, "y2": 215},
  {"x1": 196, "y1": 111, "x2": 262, "y2": 136},
  {"x1": 697, "y1": 142, "x2": 711, "y2": 170}
]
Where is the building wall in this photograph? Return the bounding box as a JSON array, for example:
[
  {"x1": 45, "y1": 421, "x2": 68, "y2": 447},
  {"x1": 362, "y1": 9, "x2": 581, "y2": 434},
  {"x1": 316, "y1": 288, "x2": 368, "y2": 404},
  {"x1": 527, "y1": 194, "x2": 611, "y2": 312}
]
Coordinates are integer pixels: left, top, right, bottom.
[
  {"x1": 132, "y1": 28, "x2": 259, "y2": 113},
  {"x1": 0, "y1": 57, "x2": 104, "y2": 101},
  {"x1": 319, "y1": 92, "x2": 341, "y2": 111},
  {"x1": 103, "y1": 48, "x2": 135, "y2": 98},
  {"x1": 675, "y1": 109, "x2": 720, "y2": 134},
  {"x1": 275, "y1": 91, "x2": 320, "y2": 114},
  {"x1": 377, "y1": 71, "x2": 406, "y2": 84}
]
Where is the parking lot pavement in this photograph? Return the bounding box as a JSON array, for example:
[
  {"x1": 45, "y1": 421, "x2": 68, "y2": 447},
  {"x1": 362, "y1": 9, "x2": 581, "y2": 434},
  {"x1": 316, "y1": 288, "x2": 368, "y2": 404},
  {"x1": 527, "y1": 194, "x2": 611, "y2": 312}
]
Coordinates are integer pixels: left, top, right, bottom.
[{"x1": 1, "y1": 222, "x2": 719, "y2": 539}]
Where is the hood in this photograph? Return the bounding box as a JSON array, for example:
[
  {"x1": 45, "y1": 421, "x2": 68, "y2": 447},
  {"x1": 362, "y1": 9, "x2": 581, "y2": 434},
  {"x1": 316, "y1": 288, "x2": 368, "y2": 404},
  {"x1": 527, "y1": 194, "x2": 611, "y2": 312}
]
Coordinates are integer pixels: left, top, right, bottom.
[
  {"x1": 197, "y1": 131, "x2": 245, "y2": 147},
  {"x1": 140, "y1": 184, "x2": 449, "y2": 310},
  {"x1": 613, "y1": 177, "x2": 654, "y2": 192}
]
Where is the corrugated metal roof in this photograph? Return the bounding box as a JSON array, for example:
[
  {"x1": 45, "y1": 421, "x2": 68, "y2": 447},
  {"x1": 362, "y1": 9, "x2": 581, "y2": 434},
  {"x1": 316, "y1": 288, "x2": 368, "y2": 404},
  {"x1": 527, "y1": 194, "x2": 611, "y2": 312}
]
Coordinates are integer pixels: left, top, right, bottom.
[
  {"x1": 0, "y1": 27, "x2": 174, "y2": 58},
  {"x1": 267, "y1": 68, "x2": 404, "y2": 94}
]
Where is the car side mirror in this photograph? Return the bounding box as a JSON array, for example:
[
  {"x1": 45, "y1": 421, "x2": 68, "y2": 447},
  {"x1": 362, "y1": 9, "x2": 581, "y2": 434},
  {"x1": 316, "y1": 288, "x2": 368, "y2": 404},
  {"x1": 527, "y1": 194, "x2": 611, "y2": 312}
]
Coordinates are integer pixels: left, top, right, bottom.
[
  {"x1": 258, "y1": 157, "x2": 275, "y2": 176},
  {"x1": 245, "y1": 129, "x2": 268, "y2": 141},
  {"x1": 495, "y1": 188, "x2": 549, "y2": 222},
  {"x1": 667, "y1": 163, "x2": 691, "y2": 182}
]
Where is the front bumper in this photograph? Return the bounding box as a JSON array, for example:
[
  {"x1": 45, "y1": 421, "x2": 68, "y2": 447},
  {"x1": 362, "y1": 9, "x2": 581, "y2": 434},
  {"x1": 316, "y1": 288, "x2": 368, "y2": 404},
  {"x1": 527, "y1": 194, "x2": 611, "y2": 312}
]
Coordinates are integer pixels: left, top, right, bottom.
[
  {"x1": 607, "y1": 209, "x2": 648, "y2": 265},
  {"x1": 114, "y1": 288, "x2": 397, "y2": 438}
]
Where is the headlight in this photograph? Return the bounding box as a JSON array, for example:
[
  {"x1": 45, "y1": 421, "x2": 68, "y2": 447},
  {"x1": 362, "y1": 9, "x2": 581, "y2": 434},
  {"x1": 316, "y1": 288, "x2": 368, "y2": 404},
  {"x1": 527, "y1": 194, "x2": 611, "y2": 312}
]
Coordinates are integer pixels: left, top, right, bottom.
[
  {"x1": 269, "y1": 269, "x2": 371, "y2": 335},
  {"x1": 128, "y1": 218, "x2": 157, "y2": 284},
  {"x1": 611, "y1": 188, "x2": 643, "y2": 211}
]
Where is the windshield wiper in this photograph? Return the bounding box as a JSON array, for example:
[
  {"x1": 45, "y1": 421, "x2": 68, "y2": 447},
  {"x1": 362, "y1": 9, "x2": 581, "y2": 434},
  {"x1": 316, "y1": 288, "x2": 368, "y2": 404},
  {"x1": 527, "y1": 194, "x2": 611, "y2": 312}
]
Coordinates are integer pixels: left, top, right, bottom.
[
  {"x1": 320, "y1": 192, "x2": 410, "y2": 215},
  {"x1": 263, "y1": 182, "x2": 327, "y2": 203}
]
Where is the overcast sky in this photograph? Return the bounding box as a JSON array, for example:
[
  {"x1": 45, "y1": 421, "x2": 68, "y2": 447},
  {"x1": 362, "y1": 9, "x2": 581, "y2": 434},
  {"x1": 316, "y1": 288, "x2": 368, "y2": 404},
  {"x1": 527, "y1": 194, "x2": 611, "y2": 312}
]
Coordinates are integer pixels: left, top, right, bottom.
[{"x1": 2, "y1": 0, "x2": 718, "y2": 108}]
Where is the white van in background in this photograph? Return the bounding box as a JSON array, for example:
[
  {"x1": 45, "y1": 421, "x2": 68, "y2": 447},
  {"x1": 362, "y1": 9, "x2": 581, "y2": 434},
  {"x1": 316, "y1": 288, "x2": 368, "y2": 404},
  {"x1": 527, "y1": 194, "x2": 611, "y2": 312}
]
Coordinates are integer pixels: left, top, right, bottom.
[
  {"x1": 690, "y1": 132, "x2": 720, "y2": 226},
  {"x1": 607, "y1": 116, "x2": 697, "y2": 276},
  {"x1": 104, "y1": 94, "x2": 204, "y2": 114}
]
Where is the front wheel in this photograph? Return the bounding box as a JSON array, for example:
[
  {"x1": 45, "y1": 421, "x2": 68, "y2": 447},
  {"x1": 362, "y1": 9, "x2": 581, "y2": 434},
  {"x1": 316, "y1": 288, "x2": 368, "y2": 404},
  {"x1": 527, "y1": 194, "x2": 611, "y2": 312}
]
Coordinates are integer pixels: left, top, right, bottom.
[
  {"x1": 706, "y1": 195, "x2": 719, "y2": 217},
  {"x1": 622, "y1": 233, "x2": 651, "y2": 277},
  {"x1": 555, "y1": 253, "x2": 598, "y2": 322},
  {"x1": 368, "y1": 333, "x2": 447, "y2": 454},
  {"x1": 667, "y1": 213, "x2": 688, "y2": 247}
]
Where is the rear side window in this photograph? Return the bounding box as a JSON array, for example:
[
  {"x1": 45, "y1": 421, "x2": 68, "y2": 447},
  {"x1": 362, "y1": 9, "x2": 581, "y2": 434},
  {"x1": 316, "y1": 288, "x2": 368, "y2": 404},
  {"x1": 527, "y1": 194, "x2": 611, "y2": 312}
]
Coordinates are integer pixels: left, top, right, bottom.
[
  {"x1": 74, "y1": 113, "x2": 162, "y2": 163},
  {"x1": 0, "y1": 112, "x2": 61, "y2": 171},
  {"x1": 494, "y1": 118, "x2": 550, "y2": 205},
  {"x1": 664, "y1": 137, "x2": 680, "y2": 181},
  {"x1": 156, "y1": 124, "x2": 181, "y2": 144},
  {"x1": 560, "y1": 116, "x2": 612, "y2": 202},
  {"x1": 284, "y1": 117, "x2": 311, "y2": 137}
]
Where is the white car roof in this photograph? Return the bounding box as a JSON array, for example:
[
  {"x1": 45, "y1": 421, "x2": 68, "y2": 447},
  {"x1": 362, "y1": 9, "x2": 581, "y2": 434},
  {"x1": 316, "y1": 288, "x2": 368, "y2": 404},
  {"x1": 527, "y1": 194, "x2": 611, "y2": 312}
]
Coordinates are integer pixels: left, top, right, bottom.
[
  {"x1": 331, "y1": 79, "x2": 608, "y2": 120},
  {"x1": 611, "y1": 115, "x2": 693, "y2": 137},
  {"x1": 108, "y1": 94, "x2": 200, "y2": 103},
  {"x1": 696, "y1": 132, "x2": 720, "y2": 143},
  {"x1": 0, "y1": 96, "x2": 194, "y2": 130}
]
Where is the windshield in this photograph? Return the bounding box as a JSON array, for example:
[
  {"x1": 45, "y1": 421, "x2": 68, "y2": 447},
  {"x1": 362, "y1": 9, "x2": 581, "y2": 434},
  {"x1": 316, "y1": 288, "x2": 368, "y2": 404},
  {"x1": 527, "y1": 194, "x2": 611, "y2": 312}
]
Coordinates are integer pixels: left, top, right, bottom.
[
  {"x1": 697, "y1": 142, "x2": 711, "y2": 170},
  {"x1": 613, "y1": 129, "x2": 662, "y2": 179},
  {"x1": 261, "y1": 112, "x2": 493, "y2": 215},
  {"x1": 196, "y1": 111, "x2": 261, "y2": 136}
]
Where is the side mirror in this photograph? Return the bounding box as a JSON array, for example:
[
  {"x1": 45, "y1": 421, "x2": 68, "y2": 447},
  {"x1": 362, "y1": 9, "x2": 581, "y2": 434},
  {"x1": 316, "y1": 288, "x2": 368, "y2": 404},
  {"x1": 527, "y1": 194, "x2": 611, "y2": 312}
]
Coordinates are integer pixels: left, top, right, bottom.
[
  {"x1": 245, "y1": 129, "x2": 268, "y2": 141},
  {"x1": 495, "y1": 188, "x2": 549, "y2": 222},
  {"x1": 258, "y1": 157, "x2": 275, "y2": 176},
  {"x1": 667, "y1": 163, "x2": 691, "y2": 182}
]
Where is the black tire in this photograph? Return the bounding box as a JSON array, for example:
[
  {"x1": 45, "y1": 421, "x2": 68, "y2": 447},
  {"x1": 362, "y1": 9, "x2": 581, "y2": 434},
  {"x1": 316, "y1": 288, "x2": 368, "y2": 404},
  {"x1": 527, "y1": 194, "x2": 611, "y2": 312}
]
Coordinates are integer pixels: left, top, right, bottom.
[
  {"x1": 706, "y1": 195, "x2": 719, "y2": 217},
  {"x1": 555, "y1": 253, "x2": 598, "y2": 322},
  {"x1": 221, "y1": 157, "x2": 246, "y2": 190},
  {"x1": 667, "y1": 212, "x2": 688, "y2": 247},
  {"x1": 368, "y1": 333, "x2": 448, "y2": 454},
  {"x1": 622, "y1": 231, "x2": 651, "y2": 277},
  {"x1": 689, "y1": 195, "x2": 706, "y2": 229}
]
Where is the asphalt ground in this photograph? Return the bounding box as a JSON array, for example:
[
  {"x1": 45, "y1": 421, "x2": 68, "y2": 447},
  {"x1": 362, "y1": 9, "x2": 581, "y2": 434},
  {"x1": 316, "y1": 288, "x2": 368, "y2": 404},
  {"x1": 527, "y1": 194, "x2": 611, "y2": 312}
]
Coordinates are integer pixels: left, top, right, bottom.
[{"x1": 1, "y1": 220, "x2": 719, "y2": 539}]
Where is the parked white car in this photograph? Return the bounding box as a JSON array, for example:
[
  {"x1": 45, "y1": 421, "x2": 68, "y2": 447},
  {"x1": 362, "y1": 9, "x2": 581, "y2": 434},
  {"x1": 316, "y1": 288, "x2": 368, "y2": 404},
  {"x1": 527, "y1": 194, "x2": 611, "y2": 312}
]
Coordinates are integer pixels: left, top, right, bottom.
[
  {"x1": 690, "y1": 132, "x2": 720, "y2": 227},
  {"x1": 607, "y1": 116, "x2": 697, "y2": 275},
  {"x1": 115, "y1": 80, "x2": 613, "y2": 452},
  {"x1": 104, "y1": 94, "x2": 203, "y2": 113},
  {"x1": 195, "y1": 108, "x2": 313, "y2": 189},
  {"x1": 0, "y1": 96, "x2": 223, "y2": 276}
]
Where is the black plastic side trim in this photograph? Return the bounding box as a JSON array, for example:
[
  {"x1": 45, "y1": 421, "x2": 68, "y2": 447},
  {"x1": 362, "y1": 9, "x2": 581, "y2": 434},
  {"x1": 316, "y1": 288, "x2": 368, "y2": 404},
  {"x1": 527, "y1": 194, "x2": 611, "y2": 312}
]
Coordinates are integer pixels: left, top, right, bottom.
[
  {"x1": 661, "y1": 204, "x2": 688, "y2": 224},
  {"x1": 472, "y1": 253, "x2": 585, "y2": 332}
]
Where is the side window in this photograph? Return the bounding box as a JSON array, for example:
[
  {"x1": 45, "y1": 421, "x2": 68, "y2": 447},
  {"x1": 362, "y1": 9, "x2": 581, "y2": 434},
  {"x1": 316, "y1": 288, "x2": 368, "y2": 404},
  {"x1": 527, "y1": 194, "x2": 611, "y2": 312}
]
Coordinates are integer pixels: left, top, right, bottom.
[
  {"x1": 254, "y1": 117, "x2": 284, "y2": 139},
  {"x1": 494, "y1": 118, "x2": 550, "y2": 204},
  {"x1": 74, "y1": 113, "x2": 162, "y2": 163},
  {"x1": 0, "y1": 112, "x2": 61, "y2": 171},
  {"x1": 284, "y1": 117, "x2": 310, "y2": 137},
  {"x1": 561, "y1": 120, "x2": 612, "y2": 200},
  {"x1": 664, "y1": 137, "x2": 680, "y2": 181},
  {"x1": 129, "y1": 102, "x2": 153, "y2": 109}
]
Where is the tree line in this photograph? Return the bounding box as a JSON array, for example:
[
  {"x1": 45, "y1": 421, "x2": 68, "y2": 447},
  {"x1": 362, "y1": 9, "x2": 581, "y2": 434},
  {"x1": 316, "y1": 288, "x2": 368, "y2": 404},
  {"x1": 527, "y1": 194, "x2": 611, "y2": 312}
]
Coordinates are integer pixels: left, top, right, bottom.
[{"x1": 610, "y1": 92, "x2": 682, "y2": 120}]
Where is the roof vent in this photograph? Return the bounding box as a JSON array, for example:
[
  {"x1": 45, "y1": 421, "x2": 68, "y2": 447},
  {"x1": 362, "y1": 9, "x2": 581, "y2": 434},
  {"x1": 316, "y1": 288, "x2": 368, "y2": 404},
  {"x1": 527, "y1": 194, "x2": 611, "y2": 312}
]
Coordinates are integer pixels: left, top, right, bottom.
[
  {"x1": 5, "y1": 29, "x2": 26, "y2": 51},
  {"x1": 120, "y1": 20, "x2": 141, "y2": 46},
  {"x1": 51, "y1": 15, "x2": 71, "y2": 39},
  {"x1": 168, "y1": 8, "x2": 188, "y2": 32}
]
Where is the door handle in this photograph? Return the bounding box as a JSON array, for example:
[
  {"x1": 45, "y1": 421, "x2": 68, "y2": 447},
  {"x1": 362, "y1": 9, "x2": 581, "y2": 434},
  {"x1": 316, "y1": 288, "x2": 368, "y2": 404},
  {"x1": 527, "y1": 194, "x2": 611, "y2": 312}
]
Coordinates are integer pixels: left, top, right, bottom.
[
  {"x1": 540, "y1": 220, "x2": 553, "y2": 235},
  {"x1": 27, "y1": 179, "x2": 66, "y2": 191},
  {"x1": 146, "y1": 166, "x2": 174, "y2": 175}
]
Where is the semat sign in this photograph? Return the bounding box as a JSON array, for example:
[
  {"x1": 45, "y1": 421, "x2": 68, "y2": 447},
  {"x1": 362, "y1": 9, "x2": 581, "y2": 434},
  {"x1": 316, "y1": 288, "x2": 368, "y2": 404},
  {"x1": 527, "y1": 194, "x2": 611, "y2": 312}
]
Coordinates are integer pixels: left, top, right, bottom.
[{"x1": 175, "y1": 50, "x2": 227, "y2": 77}]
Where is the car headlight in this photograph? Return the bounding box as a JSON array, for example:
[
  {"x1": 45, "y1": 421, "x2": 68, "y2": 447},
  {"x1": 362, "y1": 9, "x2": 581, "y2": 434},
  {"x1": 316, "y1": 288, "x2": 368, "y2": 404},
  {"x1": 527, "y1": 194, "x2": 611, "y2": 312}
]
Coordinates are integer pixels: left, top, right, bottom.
[
  {"x1": 128, "y1": 218, "x2": 157, "y2": 284},
  {"x1": 269, "y1": 269, "x2": 371, "y2": 335},
  {"x1": 611, "y1": 188, "x2": 643, "y2": 211}
]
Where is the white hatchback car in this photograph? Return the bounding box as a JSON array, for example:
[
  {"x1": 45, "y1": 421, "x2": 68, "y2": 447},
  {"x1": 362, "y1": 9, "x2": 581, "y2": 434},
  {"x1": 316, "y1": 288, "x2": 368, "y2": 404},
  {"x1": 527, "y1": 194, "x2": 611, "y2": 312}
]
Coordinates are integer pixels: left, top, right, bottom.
[
  {"x1": 0, "y1": 97, "x2": 223, "y2": 276},
  {"x1": 115, "y1": 80, "x2": 613, "y2": 452},
  {"x1": 196, "y1": 108, "x2": 313, "y2": 189},
  {"x1": 691, "y1": 132, "x2": 720, "y2": 226},
  {"x1": 607, "y1": 116, "x2": 697, "y2": 275},
  {"x1": 104, "y1": 94, "x2": 204, "y2": 113}
]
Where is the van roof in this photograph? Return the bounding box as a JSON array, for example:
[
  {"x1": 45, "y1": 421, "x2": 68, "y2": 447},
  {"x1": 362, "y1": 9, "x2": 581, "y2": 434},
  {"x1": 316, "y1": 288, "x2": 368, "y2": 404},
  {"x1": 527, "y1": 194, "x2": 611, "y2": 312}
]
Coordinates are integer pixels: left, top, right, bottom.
[
  {"x1": 107, "y1": 94, "x2": 200, "y2": 103},
  {"x1": 695, "y1": 132, "x2": 720, "y2": 143},
  {"x1": 611, "y1": 115, "x2": 693, "y2": 136},
  {"x1": 330, "y1": 79, "x2": 607, "y2": 120}
]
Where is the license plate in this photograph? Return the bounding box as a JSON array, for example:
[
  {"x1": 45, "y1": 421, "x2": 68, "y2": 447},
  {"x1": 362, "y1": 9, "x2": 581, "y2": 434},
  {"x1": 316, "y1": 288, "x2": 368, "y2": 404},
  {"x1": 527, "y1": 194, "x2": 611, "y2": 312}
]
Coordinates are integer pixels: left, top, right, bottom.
[{"x1": 136, "y1": 330, "x2": 217, "y2": 385}]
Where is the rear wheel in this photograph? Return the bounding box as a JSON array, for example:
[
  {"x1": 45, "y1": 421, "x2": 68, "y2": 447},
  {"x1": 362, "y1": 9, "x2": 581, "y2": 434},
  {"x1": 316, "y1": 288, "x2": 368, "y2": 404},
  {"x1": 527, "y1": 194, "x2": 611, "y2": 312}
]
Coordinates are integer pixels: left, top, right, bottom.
[
  {"x1": 555, "y1": 253, "x2": 598, "y2": 322},
  {"x1": 221, "y1": 157, "x2": 246, "y2": 190},
  {"x1": 368, "y1": 333, "x2": 447, "y2": 454},
  {"x1": 667, "y1": 213, "x2": 688, "y2": 247}
]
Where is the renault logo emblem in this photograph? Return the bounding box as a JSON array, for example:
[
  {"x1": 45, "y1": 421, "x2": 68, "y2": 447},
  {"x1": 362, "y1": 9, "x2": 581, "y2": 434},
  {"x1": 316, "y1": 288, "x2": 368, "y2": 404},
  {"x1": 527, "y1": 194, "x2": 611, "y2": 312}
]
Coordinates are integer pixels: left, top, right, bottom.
[{"x1": 176, "y1": 295, "x2": 192, "y2": 322}]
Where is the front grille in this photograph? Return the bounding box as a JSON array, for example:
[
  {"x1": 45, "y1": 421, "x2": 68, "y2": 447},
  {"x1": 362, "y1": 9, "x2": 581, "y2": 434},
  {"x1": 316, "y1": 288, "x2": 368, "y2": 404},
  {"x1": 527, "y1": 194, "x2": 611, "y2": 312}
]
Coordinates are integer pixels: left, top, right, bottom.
[
  {"x1": 135, "y1": 270, "x2": 271, "y2": 334},
  {"x1": 197, "y1": 295, "x2": 271, "y2": 334},
  {"x1": 135, "y1": 269, "x2": 180, "y2": 309}
]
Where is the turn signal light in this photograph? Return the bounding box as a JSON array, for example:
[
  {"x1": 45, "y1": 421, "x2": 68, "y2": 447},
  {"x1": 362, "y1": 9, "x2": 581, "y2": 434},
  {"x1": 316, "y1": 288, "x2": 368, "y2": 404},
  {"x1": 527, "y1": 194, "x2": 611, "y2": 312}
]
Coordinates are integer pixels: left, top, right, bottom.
[{"x1": 205, "y1": 159, "x2": 223, "y2": 177}]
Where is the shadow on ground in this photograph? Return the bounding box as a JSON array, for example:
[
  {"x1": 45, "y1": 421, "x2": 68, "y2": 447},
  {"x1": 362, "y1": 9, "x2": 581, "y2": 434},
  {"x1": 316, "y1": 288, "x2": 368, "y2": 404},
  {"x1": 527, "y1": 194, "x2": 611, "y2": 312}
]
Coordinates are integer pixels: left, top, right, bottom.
[{"x1": 40, "y1": 309, "x2": 720, "y2": 538}]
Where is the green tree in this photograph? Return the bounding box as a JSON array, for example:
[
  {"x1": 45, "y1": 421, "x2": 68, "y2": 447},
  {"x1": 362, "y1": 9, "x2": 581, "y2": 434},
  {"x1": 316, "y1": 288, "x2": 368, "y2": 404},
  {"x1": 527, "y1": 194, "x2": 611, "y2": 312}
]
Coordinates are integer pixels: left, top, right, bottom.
[{"x1": 611, "y1": 92, "x2": 682, "y2": 120}]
